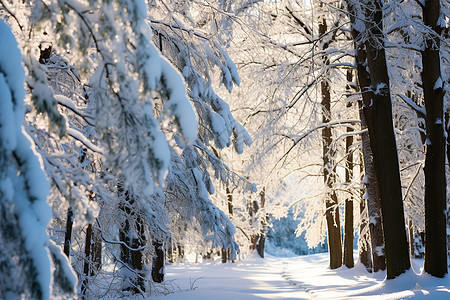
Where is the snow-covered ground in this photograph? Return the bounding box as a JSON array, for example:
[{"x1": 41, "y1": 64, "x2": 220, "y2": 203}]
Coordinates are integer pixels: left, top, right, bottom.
[{"x1": 149, "y1": 253, "x2": 450, "y2": 300}]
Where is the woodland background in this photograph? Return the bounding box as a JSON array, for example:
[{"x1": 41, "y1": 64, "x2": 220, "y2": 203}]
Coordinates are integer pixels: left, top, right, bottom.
[{"x1": 0, "y1": 0, "x2": 449, "y2": 299}]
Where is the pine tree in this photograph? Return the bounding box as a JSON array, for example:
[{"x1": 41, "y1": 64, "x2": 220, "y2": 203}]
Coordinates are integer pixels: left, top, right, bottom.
[{"x1": 0, "y1": 19, "x2": 76, "y2": 299}]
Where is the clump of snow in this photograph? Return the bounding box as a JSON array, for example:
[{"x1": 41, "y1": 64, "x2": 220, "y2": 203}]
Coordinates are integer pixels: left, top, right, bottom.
[
  {"x1": 160, "y1": 58, "x2": 198, "y2": 144},
  {"x1": 434, "y1": 76, "x2": 443, "y2": 90}
]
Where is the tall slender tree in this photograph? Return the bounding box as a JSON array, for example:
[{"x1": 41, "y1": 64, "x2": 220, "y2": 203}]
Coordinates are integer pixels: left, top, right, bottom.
[
  {"x1": 319, "y1": 7, "x2": 343, "y2": 269},
  {"x1": 421, "y1": 0, "x2": 448, "y2": 278},
  {"x1": 343, "y1": 70, "x2": 354, "y2": 268}
]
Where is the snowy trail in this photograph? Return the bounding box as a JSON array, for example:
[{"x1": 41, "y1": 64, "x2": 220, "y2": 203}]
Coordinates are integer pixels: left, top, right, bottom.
[
  {"x1": 149, "y1": 253, "x2": 450, "y2": 300},
  {"x1": 151, "y1": 254, "x2": 311, "y2": 299}
]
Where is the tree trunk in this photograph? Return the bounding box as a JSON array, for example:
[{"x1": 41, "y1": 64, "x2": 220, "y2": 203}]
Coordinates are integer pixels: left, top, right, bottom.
[
  {"x1": 408, "y1": 219, "x2": 414, "y2": 258},
  {"x1": 359, "y1": 194, "x2": 372, "y2": 271},
  {"x1": 221, "y1": 187, "x2": 233, "y2": 263},
  {"x1": 361, "y1": 0, "x2": 410, "y2": 279},
  {"x1": 319, "y1": 14, "x2": 342, "y2": 270},
  {"x1": 346, "y1": 0, "x2": 408, "y2": 277},
  {"x1": 422, "y1": 0, "x2": 447, "y2": 278},
  {"x1": 446, "y1": 112, "x2": 450, "y2": 270},
  {"x1": 227, "y1": 187, "x2": 233, "y2": 216},
  {"x1": 152, "y1": 241, "x2": 165, "y2": 283},
  {"x1": 248, "y1": 187, "x2": 268, "y2": 258},
  {"x1": 81, "y1": 222, "x2": 102, "y2": 298},
  {"x1": 177, "y1": 243, "x2": 185, "y2": 262},
  {"x1": 63, "y1": 148, "x2": 87, "y2": 258},
  {"x1": 257, "y1": 188, "x2": 268, "y2": 258},
  {"x1": 221, "y1": 248, "x2": 228, "y2": 263},
  {"x1": 359, "y1": 104, "x2": 386, "y2": 272},
  {"x1": 348, "y1": 26, "x2": 384, "y2": 273},
  {"x1": 358, "y1": 131, "x2": 373, "y2": 271},
  {"x1": 119, "y1": 188, "x2": 146, "y2": 292},
  {"x1": 249, "y1": 195, "x2": 260, "y2": 252},
  {"x1": 63, "y1": 208, "x2": 73, "y2": 258},
  {"x1": 343, "y1": 70, "x2": 354, "y2": 268}
]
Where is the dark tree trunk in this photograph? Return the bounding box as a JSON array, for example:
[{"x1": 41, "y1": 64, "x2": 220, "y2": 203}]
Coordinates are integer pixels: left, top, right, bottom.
[
  {"x1": 177, "y1": 243, "x2": 185, "y2": 261},
  {"x1": 346, "y1": 0, "x2": 408, "y2": 278},
  {"x1": 80, "y1": 224, "x2": 92, "y2": 298},
  {"x1": 319, "y1": 14, "x2": 342, "y2": 270},
  {"x1": 227, "y1": 187, "x2": 233, "y2": 216},
  {"x1": 63, "y1": 148, "x2": 87, "y2": 258},
  {"x1": 349, "y1": 24, "x2": 384, "y2": 273},
  {"x1": 359, "y1": 104, "x2": 386, "y2": 272},
  {"x1": 359, "y1": 195, "x2": 372, "y2": 271},
  {"x1": 221, "y1": 187, "x2": 233, "y2": 263},
  {"x1": 446, "y1": 112, "x2": 450, "y2": 270},
  {"x1": 119, "y1": 215, "x2": 146, "y2": 290},
  {"x1": 221, "y1": 248, "x2": 228, "y2": 263},
  {"x1": 249, "y1": 187, "x2": 268, "y2": 258},
  {"x1": 256, "y1": 234, "x2": 266, "y2": 258},
  {"x1": 257, "y1": 188, "x2": 268, "y2": 258},
  {"x1": 422, "y1": 0, "x2": 447, "y2": 278},
  {"x1": 362, "y1": 0, "x2": 410, "y2": 279},
  {"x1": 81, "y1": 223, "x2": 101, "y2": 298},
  {"x1": 358, "y1": 133, "x2": 373, "y2": 271},
  {"x1": 343, "y1": 70, "x2": 354, "y2": 268},
  {"x1": 152, "y1": 241, "x2": 165, "y2": 283},
  {"x1": 119, "y1": 188, "x2": 146, "y2": 292},
  {"x1": 408, "y1": 219, "x2": 414, "y2": 258},
  {"x1": 63, "y1": 208, "x2": 73, "y2": 258},
  {"x1": 249, "y1": 196, "x2": 259, "y2": 252},
  {"x1": 81, "y1": 223, "x2": 102, "y2": 290}
]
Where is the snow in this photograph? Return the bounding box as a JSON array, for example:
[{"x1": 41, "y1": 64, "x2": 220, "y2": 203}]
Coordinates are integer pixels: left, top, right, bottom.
[
  {"x1": 375, "y1": 245, "x2": 385, "y2": 256},
  {"x1": 149, "y1": 253, "x2": 450, "y2": 300},
  {"x1": 374, "y1": 83, "x2": 388, "y2": 95},
  {"x1": 160, "y1": 57, "x2": 198, "y2": 144},
  {"x1": 369, "y1": 213, "x2": 379, "y2": 225},
  {"x1": 0, "y1": 73, "x2": 16, "y2": 150},
  {"x1": 434, "y1": 77, "x2": 443, "y2": 90},
  {"x1": 0, "y1": 19, "x2": 55, "y2": 299}
]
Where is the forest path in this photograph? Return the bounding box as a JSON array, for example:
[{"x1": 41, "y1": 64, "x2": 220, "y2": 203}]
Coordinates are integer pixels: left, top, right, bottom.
[
  {"x1": 150, "y1": 253, "x2": 311, "y2": 299},
  {"x1": 148, "y1": 252, "x2": 450, "y2": 300}
]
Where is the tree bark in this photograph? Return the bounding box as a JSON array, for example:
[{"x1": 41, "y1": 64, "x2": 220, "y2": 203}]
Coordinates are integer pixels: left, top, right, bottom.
[
  {"x1": 343, "y1": 70, "x2": 354, "y2": 268},
  {"x1": 362, "y1": 0, "x2": 410, "y2": 279},
  {"x1": 119, "y1": 187, "x2": 146, "y2": 291},
  {"x1": 257, "y1": 188, "x2": 268, "y2": 258},
  {"x1": 346, "y1": 0, "x2": 408, "y2": 278},
  {"x1": 319, "y1": 14, "x2": 342, "y2": 270},
  {"x1": 152, "y1": 241, "x2": 165, "y2": 283},
  {"x1": 348, "y1": 21, "x2": 385, "y2": 272},
  {"x1": 248, "y1": 187, "x2": 268, "y2": 258},
  {"x1": 221, "y1": 247, "x2": 228, "y2": 263},
  {"x1": 81, "y1": 222, "x2": 102, "y2": 298},
  {"x1": 177, "y1": 243, "x2": 185, "y2": 262},
  {"x1": 358, "y1": 115, "x2": 374, "y2": 272},
  {"x1": 63, "y1": 208, "x2": 73, "y2": 258},
  {"x1": 221, "y1": 187, "x2": 233, "y2": 263},
  {"x1": 359, "y1": 104, "x2": 386, "y2": 272},
  {"x1": 227, "y1": 187, "x2": 233, "y2": 216},
  {"x1": 422, "y1": 0, "x2": 448, "y2": 278},
  {"x1": 63, "y1": 148, "x2": 88, "y2": 258},
  {"x1": 408, "y1": 219, "x2": 414, "y2": 258},
  {"x1": 359, "y1": 193, "x2": 373, "y2": 271}
]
